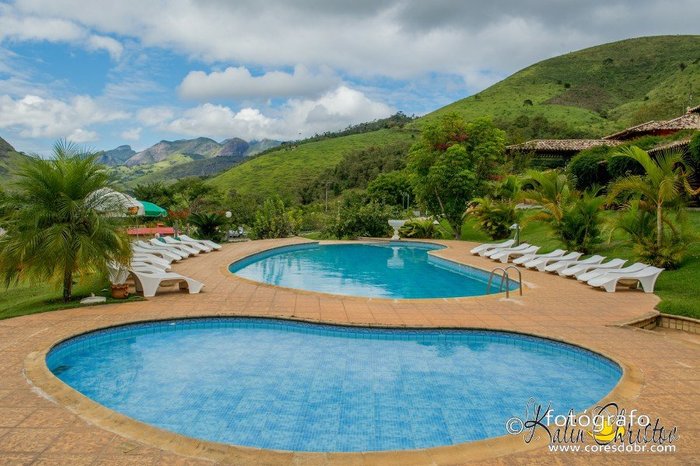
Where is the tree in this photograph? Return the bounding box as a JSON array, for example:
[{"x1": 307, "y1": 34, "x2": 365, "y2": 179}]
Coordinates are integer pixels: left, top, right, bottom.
[
  {"x1": 0, "y1": 141, "x2": 131, "y2": 301},
  {"x1": 520, "y1": 170, "x2": 604, "y2": 252},
  {"x1": 188, "y1": 212, "x2": 226, "y2": 241},
  {"x1": 250, "y1": 196, "x2": 301, "y2": 239},
  {"x1": 608, "y1": 146, "x2": 698, "y2": 249},
  {"x1": 366, "y1": 170, "x2": 412, "y2": 206},
  {"x1": 407, "y1": 114, "x2": 506, "y2": 237}
]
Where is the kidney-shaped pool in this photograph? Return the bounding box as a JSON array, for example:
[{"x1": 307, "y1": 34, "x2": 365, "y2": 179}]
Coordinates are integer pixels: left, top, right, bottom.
[
  {"x1": 47, "y1": 318, "x2": 622, "y2": 452},
  {"x1": 229, "y1": 242, "x2": 517, "y2": 299}
]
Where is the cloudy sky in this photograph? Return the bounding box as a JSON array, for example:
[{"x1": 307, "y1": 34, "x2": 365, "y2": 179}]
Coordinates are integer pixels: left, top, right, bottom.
[{"x1": 0, "y1": 0, "x2": 698, "y2": 153}]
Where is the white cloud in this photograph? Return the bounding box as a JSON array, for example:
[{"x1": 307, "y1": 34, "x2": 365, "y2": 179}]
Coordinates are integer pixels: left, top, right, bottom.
[
  {"x1": 68, "y1": 128, "x2": 98, "y2": 142},
  {"x1": 179, "y1": 65, "x2": 339, "y2": 100},
  {"x1": 86, "y1": 34, "x2": 123, "y2": 60},
  {"x1": 0, "y1": 94, "x2": 128, "y2": 140},
  {"x1": 0, "y1": 3, "x2": 123, "y2": 61},
  {"x1": 120, "y1": 127, "x2": 141, "y2": 141},
  {"x1": 150, "y1": 85, "x2": 393, "y2": 141},
  {"x1": 137, "y1": 106, "x2": 174, "y2": 127}
]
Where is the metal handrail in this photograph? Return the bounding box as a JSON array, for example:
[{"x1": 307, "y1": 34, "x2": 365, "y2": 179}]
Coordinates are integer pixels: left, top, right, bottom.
[
  {"x1": 504, "y1": 265, "x2": 523, "y2": 296},
  {"x1": 487, "y1": 266, "x2": 523, "y2": 298}
]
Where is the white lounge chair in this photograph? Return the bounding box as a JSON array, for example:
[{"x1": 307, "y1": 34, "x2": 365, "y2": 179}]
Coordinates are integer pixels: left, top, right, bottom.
[
  {"x1": 470, "y1": 239, "x2": 515, "y2": 255},
  {"x1": 544, "y1": 255, "x2": 605, "y2": 273},
  {"x1": 129, "y1": 268, "x2": 204, "y2": 297},
  {"x1": 131, "y1": 262, "x2": 170, "y2": 273},
  {"x1": 587, "y1": 266, "x2": 664, "y2": 293},
  {"x1": 132, "y1": 244, "x2": 183, "y2": 262},
  {"x1": 132, "y1": 254, "x2": 172, "y2": 270},
  {"x1": 163, "y1": 235, "x2": 211, "y2": 253},
  {"x1": 560, "y1": 258, "x2": 626, "y2": 278},
  {"x1": 180, "y1": 234, "x2": 222, "y2": 251},
  {"x1": 577, "y1": 262, "x2": 648, "y2": 282},
  {"x1": 512, "y1": 249, "x2": 565, "y2": 265},
  {"x1": 481, "y1": 243, "x2": 531, "y2": 258},
  {"x1": 136, "y1": 240, "x2": 189, "y2": 259},
  {"x1": 148, "y1": 238, "x2": 199, "y2": 257},
  {"x1": 492, "y1": 245, "x2": 540, "y2": 263},
  {"x1": 524, "y1": 251, "x2": 583, "y2": 271}
]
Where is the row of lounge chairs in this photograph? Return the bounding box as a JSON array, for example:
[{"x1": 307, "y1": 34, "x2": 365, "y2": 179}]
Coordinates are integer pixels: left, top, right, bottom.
[
  {"x1": 470, "y1": 240, "x2": 663, "y2": 293},
  {"x1": 110, "y1": 235, "x2": 222, "y2": 298}
]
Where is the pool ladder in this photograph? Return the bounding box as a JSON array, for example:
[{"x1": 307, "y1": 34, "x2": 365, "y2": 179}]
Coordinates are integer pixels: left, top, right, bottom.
[{"x1": 487, "y1": 266, "x2": 523, "y2": 298}]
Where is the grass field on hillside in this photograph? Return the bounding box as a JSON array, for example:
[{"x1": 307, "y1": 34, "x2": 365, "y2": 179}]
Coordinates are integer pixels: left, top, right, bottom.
[
  {"x1": 462, "y1": 210, "x2": 700, "y2": 319},
  {"x1": 426, "y1": 36, "x2": 700, "y2": 136},
  {"x1": 208, "y1": 128, "x2": 415, "y2": 201}
]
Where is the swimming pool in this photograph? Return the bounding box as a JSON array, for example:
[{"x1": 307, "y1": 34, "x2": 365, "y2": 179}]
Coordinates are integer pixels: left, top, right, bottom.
[
  {"x1": 47, "y1": 318, "x2": 621, "y2": 452},
  {"x1": 229, "y1": 242, "x2": 516, "y2": 299}
]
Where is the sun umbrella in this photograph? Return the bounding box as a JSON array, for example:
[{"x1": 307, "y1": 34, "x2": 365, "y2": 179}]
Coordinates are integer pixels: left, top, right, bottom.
[
  {"x1": 138, "y1": 200, "x2": 168, "y2": 218},
  {"x1": 88, "y1": 188, "x2": 142, "y2": 217}
]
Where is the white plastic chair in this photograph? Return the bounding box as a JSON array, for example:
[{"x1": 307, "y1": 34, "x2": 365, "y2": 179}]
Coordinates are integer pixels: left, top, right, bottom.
[
  {"x1": 132, "y1": 253, "x2": 172, "y2": 270},
  {"x1": 132, "y1": 241, "x2": 188, "y2": 261},
  {"x1": 544, "y1": 255, "x2": 605, "y2": 273},
  {"x1": 577, "y1": 262, "x2": 648, "y2": 282},
  {"x1": 470, "y1": 239, "x2": 515, "y2": 255},
  {"x1": 524, "y1": 251, "x2": 583, "y2": 271},
  {"x1": 560, "y1": 258, "x2": 626, "y2": 278},
  {"x1": 481, "y1": 243, "x2": 531, "y2": 258},
  {"x1": 148, "y1": 238, "x2": 198, "y2": 257},
  {"x1": 164, "y1": 235, "x2": 211, "y2": 252},
  {"x1": 129, "y1": 268, "x2": 204, "y2": 297},
  {"x1": 512, "y1": 249, "x2": 565, "y2": 265},
  {"x1": 492, "y1": 245, "x2": 540, "y2": 263},
  {"x1": 587, "y1": 266, "x2": 664, "y2": 293},
  {"x1": 180, "y1": 234, "x2": 222, "y2": 251}
]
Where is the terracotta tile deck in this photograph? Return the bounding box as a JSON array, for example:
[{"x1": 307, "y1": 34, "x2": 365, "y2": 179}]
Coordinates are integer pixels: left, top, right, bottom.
[{"x1": 1, "y1": 238, "x2": 698, "y2": 465}]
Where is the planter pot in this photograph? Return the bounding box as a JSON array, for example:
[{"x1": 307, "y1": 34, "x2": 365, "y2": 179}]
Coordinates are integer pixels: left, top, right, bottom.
[{"x1": 110, "y1": 284, "x2": 129, "y2": 299}]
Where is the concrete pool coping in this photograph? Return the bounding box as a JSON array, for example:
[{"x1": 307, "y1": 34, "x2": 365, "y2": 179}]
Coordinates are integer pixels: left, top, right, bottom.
[{"x1": 2, "y1": 237, "x2": 698, "y2": 465}]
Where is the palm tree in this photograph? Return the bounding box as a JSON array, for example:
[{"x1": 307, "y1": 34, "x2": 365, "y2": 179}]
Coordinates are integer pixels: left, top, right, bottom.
[
  {"x1": 0, "y1": 141, "x2": 131, "y2": 301},
  {"x1": 608, "y1": 146, "x2": 698, "y2": 249},
  {"x1": 520, "y1": 170, "x2": 576, "y2": 224}
]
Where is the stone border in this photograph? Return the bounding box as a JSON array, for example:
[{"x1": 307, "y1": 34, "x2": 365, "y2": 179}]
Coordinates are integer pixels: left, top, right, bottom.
[
  {"x1": 25, "y1": 316, "x2": 643, "y2": 465},
  {"x1": 622, "y1": 312, "x2": 700, "y2": 334}
]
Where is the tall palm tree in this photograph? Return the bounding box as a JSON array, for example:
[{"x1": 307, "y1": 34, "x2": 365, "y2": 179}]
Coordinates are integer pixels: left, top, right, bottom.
[
  {"x1": 0, "y1": 141, "x2": 131, "y2": 301},
  {"x1": 608, "y1": 146, "x2": 698, "y2": 249}
]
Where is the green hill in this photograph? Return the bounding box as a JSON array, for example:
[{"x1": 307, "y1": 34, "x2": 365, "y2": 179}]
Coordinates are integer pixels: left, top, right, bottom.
[
  {"x1": 429, "y1": 35, "x2": 700, "y2": 138},
  {"x1": 209, "y1": 128, "x2": 415, "y2": 200},
  {"x1": 208, "y1": 36, "x2": 700, "y2": 202},
  {"x1": 0, "y1": 136, "x2": 28, "y2": 182}
]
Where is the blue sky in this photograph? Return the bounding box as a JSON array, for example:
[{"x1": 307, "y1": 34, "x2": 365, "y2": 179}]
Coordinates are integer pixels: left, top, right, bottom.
[{"x1": 0, "y1": 0, "x2": 698, "y2": 154}]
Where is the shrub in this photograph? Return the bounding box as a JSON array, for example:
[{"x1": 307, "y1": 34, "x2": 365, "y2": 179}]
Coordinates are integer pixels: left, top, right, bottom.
[
  {"x1": 558, "y1": 191, "x2": 605, "y2": 253},
  {"x1": 607, "y1": 154, "x2": 645, "y2": 181},
  {"x1": 187, "y1": 212, "x2": 226, "y2": 241},
  {"x1": 399, "y1": 218, "x2": 448, "y2": 239},
  {"x1": 567, "y1": 147, "x2": 610, "y2": 191},
  {"x1": 326, "y1": 198, "x2": 395, "y2": 239},
  {"x1": 250, "y1": 197, "x2": 301, "y2": 239},
  {"x1": 465, "y1": 197, "x2": 520, "y2": 240}
]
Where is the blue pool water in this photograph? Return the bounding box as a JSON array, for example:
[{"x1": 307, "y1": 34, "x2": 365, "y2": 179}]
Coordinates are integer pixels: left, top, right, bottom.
[
  {"x1": 48, "y1": 318, "x2": 621, "y2": 452},
  {"x1": 229, "y1": 242, "x2": 516, "y2": 299}
]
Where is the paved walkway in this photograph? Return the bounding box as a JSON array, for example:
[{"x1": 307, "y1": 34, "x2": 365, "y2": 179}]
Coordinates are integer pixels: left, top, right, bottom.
[{"x1": 0, "y1": 238, "x2": 698, "y2": 465}]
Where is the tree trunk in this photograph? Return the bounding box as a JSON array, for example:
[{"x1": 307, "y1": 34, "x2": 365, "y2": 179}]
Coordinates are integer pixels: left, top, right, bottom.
[
  {"x1": 656, "y1": 202, "x2": 663, "y2": 249},
  {"x1": 63, "y1": 268, "x2": 73, "y2": 302}
]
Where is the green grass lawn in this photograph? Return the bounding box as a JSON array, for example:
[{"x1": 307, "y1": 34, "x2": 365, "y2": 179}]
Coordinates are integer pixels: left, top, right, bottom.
[
  {"x1": 462, "y1": 210, "x2": 700, "y2": 319},
  {"x1": 0, "y1": 274, "x2": 142, "y2": 321}
]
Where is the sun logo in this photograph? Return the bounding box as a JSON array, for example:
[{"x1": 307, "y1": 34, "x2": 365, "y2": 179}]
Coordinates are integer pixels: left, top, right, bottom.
[{"x1": 589, "y1": 418, "x2": 625, "y2": 444}]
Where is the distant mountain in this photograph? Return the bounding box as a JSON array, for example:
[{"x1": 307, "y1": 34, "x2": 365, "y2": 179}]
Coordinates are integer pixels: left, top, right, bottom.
[
  {"x1": 97, "y1": 145, "x2": 136, "y2": 166},
  {"x1": 106, "y1": 136, "x2": 282, "y2": 185},
  {"x1": 218, "y1": 138, "x2": 249, "y2": 157},
  {"x1": 125, "y1": 137, "x2": 221, "y2": 166}
]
